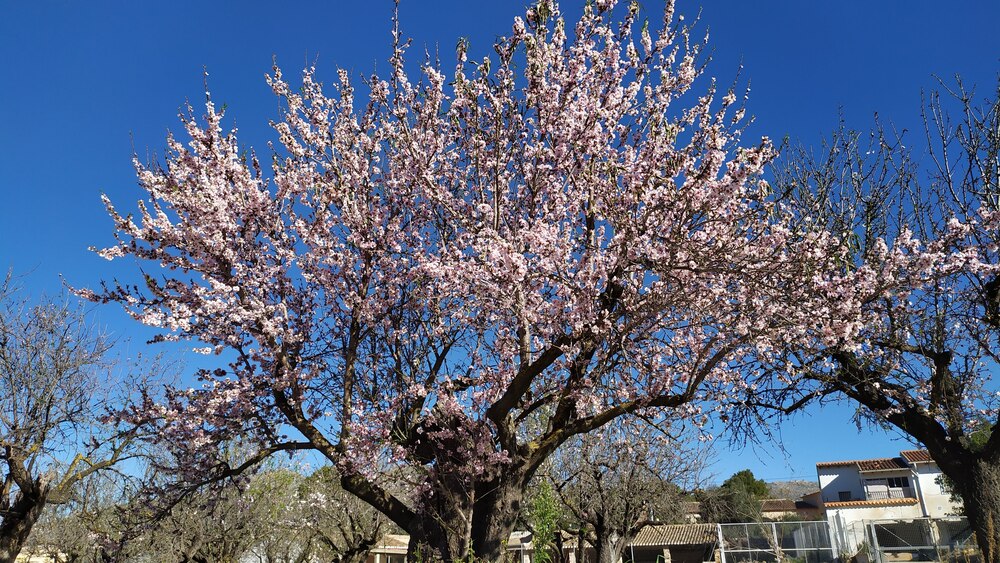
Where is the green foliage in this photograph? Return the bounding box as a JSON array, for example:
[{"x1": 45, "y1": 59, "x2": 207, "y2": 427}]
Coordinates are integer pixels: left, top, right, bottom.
[
  {"x1": 721, "y1": 470, "x2": 770, "y2": 499},
  {"x1": 699, "y1": 470, "x2": 772, "y2": 523},
  {"x1": 530, "y1": 480, "x2": 561, "y2": 563}
]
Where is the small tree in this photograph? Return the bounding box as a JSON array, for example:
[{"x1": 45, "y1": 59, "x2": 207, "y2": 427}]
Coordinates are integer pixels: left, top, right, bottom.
[
  {"x1": 134, "y1": 468, "x2": 298, "y2": 563},
  {"x1": 292, "y1": 467, "x2": 391, "y2": 563},
  {"x1": 0, "y1": 275, "x2": 144, "y2": 562},
  {"x1": 26, "y1": 470, "x2": 147, "y2": 563},
  {"x1": 705, "y1": 469, "x2": 769, "y2": 523},
  {"x1": 546, "y1": 418, "x2": 707, "y2": 563},
  {"x1": 526, "y1": 480, "x2": 563, "y2": 563}
]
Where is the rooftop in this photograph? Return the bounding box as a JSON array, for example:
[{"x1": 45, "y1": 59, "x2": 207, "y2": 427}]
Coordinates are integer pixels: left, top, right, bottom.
[
  {"x1": 816, "y1": 450, "x2": 934, "y2": 472},
  {"x1": 857, "y1": 457, "x2": 910, "y2": 472},
  {"x1": 901, "y1": 449, "x2": 934, "y2": 463},
  {"x1": 631, "y1": 524, "x2": 719, "y2": 547},
  {"x1": 823, "y1": 497, "x2": 920, "y2": 509}
]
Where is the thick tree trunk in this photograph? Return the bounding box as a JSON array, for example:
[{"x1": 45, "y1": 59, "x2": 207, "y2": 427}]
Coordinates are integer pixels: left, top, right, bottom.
[
  {"x1": 592, "y1": 530, "x2": 628, "y2": 563},
  {"x1": 470, "y1": 478, "x2": 527, "y2": 562},
  {"x1": 406, "y1": 471, "x2": 475, "y2": 562},
  {"x1": 405, "y1": 471, "x2": 527, "y2": 562},
  {"x1": 339, "y1": 538, "x2": 377, "y2": 563},
  {"x1": 0, "y1": 485, "x2": 48, "y2": 563},
  {"x1": 960, "y1": 460, "x2": 1000, "y2": 563},
  {"x1": 408, "y1": 517, "x2": 471, "y2": 562}
]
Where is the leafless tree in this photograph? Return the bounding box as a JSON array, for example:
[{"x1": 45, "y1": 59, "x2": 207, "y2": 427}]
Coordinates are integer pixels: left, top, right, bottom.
[
  {"x1": 290, "y1": 467, "x2": 392, "y2": 563},
  {"x1": 129, "y1": 464, "x2": 390, "y2": 563},
  {"x1": 25, "y1": 470, "x2": 142, "y2": 563},
  {"x1": 0, "y1": 274, "x2": 145, "y2": 562},
  {"x1": 543, "y1": 417, "x2": 711, "y2": 563}
]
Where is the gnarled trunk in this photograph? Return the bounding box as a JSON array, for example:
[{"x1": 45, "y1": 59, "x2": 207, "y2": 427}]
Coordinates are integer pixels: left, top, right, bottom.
[
  {"x1": 0, "y1": 484, "x2": 49, "y2": 563},
  {"x1": 407, "y1": 517, "x2": 472, "y2": 562},
  {"x1": 592, "y1": 529, "x2": 629, "y2": 563},
  {"x1": 339, "y1": 549, "x2": 372, "y2": 563},
  {"x1": 471, "y1": 477, "x2": 527, "y2": 562},
  {"x1": 405, "y1": 470, "x2": 528, "y2": 562},
  {"x1": 406, "y1": 470, "x2": 475, "y2": 562},
  {"x1": 960, "y1": 460, "x2": 1000, "y2": 563},
  {"x1": 338, "y1": 538, "x2": 377, "y2": 563}
]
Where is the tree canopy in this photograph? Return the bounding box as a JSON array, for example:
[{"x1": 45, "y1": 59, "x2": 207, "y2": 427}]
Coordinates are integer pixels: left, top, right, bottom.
[{"x1": 85, "y1": 0, "x2": 830, "y2": 558}]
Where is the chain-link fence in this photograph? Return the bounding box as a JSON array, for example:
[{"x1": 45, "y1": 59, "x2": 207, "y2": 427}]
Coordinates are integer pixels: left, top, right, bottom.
[
  {"x1": 719, "y1": 521, "x2": 837, "y2": 563},
  {"x1": 866, "y1": 518, "x2": 978, "y2": 563}
]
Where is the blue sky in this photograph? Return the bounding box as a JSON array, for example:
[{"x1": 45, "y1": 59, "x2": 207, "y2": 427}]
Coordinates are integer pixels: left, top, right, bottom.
[{"x1": 2, "y1": 1, "x2": 999, "y2": 487}]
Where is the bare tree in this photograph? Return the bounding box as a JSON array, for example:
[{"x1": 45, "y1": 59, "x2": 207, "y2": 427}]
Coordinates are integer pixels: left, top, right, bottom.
[
  {"x1": 544, "y1": 418, "x2": 710, "y2": 563},
  {"x1": 133, "y1": 469, "x2": 295, "y2": 563},
  {"x1": 26, "y1": 470, "x2": 142, "y2": 563},
  {"x1": 128, "y1": 464, "x2": 389, "y2": 563},
  {"x1": 291, "y1": 467, "x2": 392, "y2": 563},
  {"x1": 0, "y1": 275, "x2": 144, "y2": 562}
]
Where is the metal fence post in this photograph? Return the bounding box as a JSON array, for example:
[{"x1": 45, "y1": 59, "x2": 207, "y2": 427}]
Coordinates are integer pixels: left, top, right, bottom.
[
  {"x1": 772, "y1": 522, "x2": 782, "y2": 563},
  {"x1": 718, "y1": 524, "x2": 727, "y2": 563},
  {"x1": 867, "y1": 522, "x2": 883, "y2": 563}
]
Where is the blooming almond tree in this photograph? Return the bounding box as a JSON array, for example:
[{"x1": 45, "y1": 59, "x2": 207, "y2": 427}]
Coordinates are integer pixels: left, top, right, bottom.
[
  {"x1": 89, "y1": 1, "x2": 823, "y2": 559},
  {"x1": 759, "y1": 81, "x2": 1000, "y2": 562}
]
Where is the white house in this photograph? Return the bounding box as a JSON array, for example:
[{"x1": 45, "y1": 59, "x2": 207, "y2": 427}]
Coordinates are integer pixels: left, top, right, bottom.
[{"x1": 815, "y1": 449, "x2": 961, "y2": 555}]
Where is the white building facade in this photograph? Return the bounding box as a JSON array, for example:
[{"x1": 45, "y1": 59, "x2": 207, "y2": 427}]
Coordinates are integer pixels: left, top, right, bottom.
[{"x1": 816, "y1": 450, "x2": 962, "y2": 555}]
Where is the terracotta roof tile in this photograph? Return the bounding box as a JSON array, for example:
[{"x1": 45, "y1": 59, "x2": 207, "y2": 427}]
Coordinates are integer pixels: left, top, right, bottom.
[
  {"x1": 824, "y1": 497, "x2": 918, "y2": 508},
  {"x1": 817, "y1": 454, "x2": 914, "y2": 471},
  {"x1": 816, "y1": 460, "x2": 861, "y2": 468},
  {"x1": 857, "y1": 457, "x2": 909, "y2": 472},
  {"x1": 761, "y1": 499, "x2": 797, "y2": 512},
  {"x1": 631, "y1": 524, "x2": 718, "y2": 547},
  {"x1": 900, "y1": 449, "x2": 933, "y2": 463},
  {"x1": 683, "y1": 501, "x2": 702, "y2": 514}
]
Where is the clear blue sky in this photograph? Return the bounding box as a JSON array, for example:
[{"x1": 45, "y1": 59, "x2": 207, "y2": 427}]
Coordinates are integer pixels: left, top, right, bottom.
[{"x1": 2, "y1": 1, "x2": 998, "y2": 487}]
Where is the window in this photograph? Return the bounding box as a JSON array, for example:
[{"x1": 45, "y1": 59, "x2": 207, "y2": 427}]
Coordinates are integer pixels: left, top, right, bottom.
[
  {"x1": 839, "y1": 491, "x2": 851, "y2": 501},
  {"x1": 887, "y1": 476, "x2": 910, "y2": 488}
]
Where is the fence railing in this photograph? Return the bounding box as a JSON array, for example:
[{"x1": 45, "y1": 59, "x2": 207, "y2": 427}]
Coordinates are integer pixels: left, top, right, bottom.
[
  {"x1": 866, "y1": 517, "x2": 978, "y2": 563},
  {"x1": 864, "y1": 488, "x2": 915, "y2": 501},
  {"x1": 718, "y1": 521, "x2": 836, "y2": 563}
]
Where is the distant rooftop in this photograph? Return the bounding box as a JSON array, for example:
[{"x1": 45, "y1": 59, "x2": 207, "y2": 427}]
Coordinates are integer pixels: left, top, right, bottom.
[{"x1": 631, "y1": 524, "x2": 718, "y2": 547}]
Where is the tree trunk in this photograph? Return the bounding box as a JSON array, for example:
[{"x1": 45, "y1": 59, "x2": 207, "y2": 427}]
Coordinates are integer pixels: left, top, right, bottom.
[
  {"x1": 407, "y1": 517, "x2": 470, "y2": 562},
  {"x1": 471, "y1": 477, "x2": 527, "y2": 562},
  {"x1": 404, "y1": 471, "x2": 527, "y2": 562},
  {"x1": 406, "y1": 472, "x2": 475, "y2": 562},
  {"x1": 339, "y1": 537, "x2": 377, "y2": 563},
  {"x1": 340, "y1": 550, "x2": 371, "y2": 563},
  {"x1": 960, "y1": 460, "x2": 1000, "y2": 563},
  {"x1": 0, "y1": 485, "x2": 49, "y2": 563},
  {"x1": 592, "y1": 531, "x2": 627, "y2": 563}
]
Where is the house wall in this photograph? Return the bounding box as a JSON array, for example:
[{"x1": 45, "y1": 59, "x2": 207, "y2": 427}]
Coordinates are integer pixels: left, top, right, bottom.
[
  {"x1": 818, "y1": 466, "x2": 864, "y2": 503},
  {"x1": 911, "y1": 463, "x2": 960, "y2": 517},
  {"x1": 826, "y1": 504, "x2": 925, "y2": 555}
]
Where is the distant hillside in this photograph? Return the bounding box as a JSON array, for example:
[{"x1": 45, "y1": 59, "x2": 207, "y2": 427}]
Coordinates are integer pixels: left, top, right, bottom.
[{"x1": 767, "y1": 480, "x2": 817, "y2": 500}]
